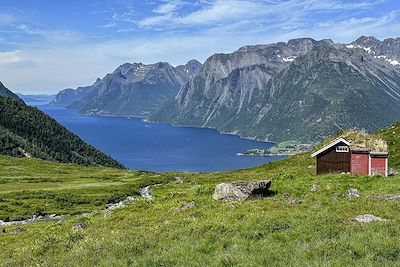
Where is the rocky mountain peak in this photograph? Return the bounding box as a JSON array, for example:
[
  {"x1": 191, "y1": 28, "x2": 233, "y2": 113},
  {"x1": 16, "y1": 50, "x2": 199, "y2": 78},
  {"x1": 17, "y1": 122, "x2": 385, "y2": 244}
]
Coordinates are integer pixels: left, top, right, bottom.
[{"x1": 352, "y1": 36, "x2": 380, "y2": 47}]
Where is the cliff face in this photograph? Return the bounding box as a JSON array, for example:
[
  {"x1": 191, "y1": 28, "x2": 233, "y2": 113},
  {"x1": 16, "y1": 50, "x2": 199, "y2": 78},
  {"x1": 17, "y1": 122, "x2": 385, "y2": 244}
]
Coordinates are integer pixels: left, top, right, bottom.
[{"x1": 152, "y1": 37, "x2": 400, "y2": 142}]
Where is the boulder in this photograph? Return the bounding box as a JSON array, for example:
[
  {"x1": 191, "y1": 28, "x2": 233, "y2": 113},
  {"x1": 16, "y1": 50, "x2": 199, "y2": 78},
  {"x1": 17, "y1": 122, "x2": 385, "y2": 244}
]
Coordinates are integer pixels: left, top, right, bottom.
[
  {"x1": 353, "y1": 214, "x2": 387, "y2": 223},
  {"x1": 212, "y1": 180, "x2": 272, "y2": 201}
]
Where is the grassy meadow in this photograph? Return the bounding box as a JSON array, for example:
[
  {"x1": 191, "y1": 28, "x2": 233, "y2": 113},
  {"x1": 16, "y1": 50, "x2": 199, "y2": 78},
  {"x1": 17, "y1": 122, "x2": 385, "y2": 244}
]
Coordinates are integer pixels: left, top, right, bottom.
[{"x1": 1, "y1": 153, "x2": 400, "y2": 266}]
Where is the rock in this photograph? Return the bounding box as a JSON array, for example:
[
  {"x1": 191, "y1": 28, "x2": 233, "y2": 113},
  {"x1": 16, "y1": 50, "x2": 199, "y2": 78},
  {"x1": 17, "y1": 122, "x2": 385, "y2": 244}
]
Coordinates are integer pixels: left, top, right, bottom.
[
  {"x1": 140, "y1": 186, "x2": 154, "y2": 200},
  {"x1": 388, "y1": 168, "x2": 399, "y2": 176},
  {"x1": 282, "y1": 192, "x2": 291, "y2": 198},
  {"x1": 175, "y1": 176, "x2": 183, "y2": 184},
  {"x1": 353, "y1": 214, "x2": 387, "y2": 223},
  {"x1": 347, "y1": 188, "x2": 361, "y2": 199},
  {"x1": 11, "y1": 227, "x2": 25, "y2": 233},
  {"x1": 174, "y1": 201, "x2": 196, "y2": 212},
  {"x1": 288, "y1": 198, "x2": 302, "y2": 205},
  {"x1": 212, "y1": 180, "x2": 272, "y2": 201},
  {"x1": 0, "y1": 227, "x2": 5, "y2": 233},
  {"x1": 72, "y1": 223, "x2": 86, "y2": 231},
  {"x1": 310, "y1": 184, "x2": 320, "y2": 192},
  {"x1": 369, "y1": 193, "x2": 400, "y2": 200}
]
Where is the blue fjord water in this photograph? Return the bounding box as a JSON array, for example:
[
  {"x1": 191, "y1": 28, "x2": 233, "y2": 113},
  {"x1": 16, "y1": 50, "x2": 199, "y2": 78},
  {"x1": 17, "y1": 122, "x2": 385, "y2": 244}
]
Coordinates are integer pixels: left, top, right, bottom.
[{"x1": 36, "y1": 105, "x2": 284, "y2": 172}]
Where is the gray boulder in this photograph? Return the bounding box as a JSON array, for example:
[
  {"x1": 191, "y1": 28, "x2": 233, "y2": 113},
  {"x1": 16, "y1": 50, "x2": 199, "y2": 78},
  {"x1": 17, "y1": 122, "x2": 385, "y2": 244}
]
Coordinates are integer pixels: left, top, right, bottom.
[{"x1": 212, "y1": 180, "x2": 272, "y2": 201}]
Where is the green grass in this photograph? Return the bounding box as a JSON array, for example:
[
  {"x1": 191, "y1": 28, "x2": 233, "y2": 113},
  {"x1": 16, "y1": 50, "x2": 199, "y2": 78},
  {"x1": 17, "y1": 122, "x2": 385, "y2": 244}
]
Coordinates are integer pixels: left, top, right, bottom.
[{"x1": 1, "y1": 153, "x2": 400, "y2": 266}]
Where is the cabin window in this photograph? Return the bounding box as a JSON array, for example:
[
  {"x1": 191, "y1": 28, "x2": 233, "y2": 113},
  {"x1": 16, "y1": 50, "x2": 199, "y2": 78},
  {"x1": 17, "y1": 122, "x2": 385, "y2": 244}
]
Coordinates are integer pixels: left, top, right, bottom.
[{"x1": 336, "y1": 146, "x2": 349, "y2": 153}]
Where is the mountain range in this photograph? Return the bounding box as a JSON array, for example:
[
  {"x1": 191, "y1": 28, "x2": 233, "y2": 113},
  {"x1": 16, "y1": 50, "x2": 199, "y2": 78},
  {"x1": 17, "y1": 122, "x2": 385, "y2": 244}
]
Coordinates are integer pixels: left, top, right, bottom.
[
  {"x1": 52, "y1": 36, "x2": 400, "y2": 143},
  {"x1": 51, "y1": 60, "x2": 202, "y2": 117}
]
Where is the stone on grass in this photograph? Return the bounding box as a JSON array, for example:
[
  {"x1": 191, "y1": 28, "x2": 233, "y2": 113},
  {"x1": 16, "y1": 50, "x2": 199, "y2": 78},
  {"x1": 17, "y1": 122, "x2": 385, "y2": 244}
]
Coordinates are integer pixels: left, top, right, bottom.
[
  {"x1": 388, "y1": 168, "x2": 399, "y2": 176},
  {"x1": 175, "y1": 177, "x2": 183, "y2": 184},
  {"x1": 72, "y1": 223, "x2": 86, "y2": 231},
  {"x1": 288, "y1": 198, "x2": 302, "y2": 205},
  {"x1": 347, "y1": 188, "x2": 361, "y2": 199},
  {"x1": 212, "y1": 180, "x2": 272, "y2": 201},
  {"x1": 369, "y1": 193, "x2": 400, "y2": 200},
  {"x1": 310, "y1": 184, "x2": 320, "y2": 192},
  {"x1": 353, "y1": 214, "x2": 387, "y2": 223},
  {"x1": 282, "y1": 192, "x2": 291, "y2": 198},
  {"x1": 174, "y1": 201, "x2": 196, "y2": 212},
  {"x1": 11, "y1": 227, "x2": 25, "y2": 233},
  {"x1": 0, "y1": 227, "x2": 5, "y2": 233}
]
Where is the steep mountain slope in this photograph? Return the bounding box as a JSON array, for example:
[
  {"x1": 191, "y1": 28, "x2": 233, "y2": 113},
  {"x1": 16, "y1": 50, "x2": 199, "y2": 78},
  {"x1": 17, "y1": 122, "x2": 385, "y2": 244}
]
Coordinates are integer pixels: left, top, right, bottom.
[
  {"x1": 0, "y1": 89, "x2": 123, "y2": 168},
  {"x1": 0, "y1": 82, "x2": 22, "y2": 102},
  {"x1": 51, "y1": 60, "x2": 202, "y2": 117},
  {"x1": 152, "y1": 37, "x2": 400, "y2": 142}
]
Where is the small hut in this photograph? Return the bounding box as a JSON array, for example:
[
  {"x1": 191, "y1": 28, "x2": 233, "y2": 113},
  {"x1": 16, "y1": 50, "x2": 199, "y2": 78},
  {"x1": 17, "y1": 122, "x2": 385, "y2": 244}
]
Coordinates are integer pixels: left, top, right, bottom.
[{"x1": 311, "y1": 132, "x2": 388, "y2": 176}]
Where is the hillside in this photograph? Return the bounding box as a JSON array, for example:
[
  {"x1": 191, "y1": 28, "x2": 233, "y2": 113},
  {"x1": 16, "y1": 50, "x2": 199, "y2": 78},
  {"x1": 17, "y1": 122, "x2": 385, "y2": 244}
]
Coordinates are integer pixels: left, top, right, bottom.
[
  {"x1": 0, "y1": 82, "x2": 22, "y2": 102},
  {"x1": 0, "y1": 95, "x2": 123, "y2": 168},
  {"x1": 152, "y1": 36, "x2": 400, "y2": 143},
  {"x1": 375, "y1": 121, "x2": 400, "y2": 169},
  {"x1": 51, "y1": 60, "x2": 202, "y2": 117},
  {"x1": 0, "y1": 128, "x2": 400, "y2": 265}
]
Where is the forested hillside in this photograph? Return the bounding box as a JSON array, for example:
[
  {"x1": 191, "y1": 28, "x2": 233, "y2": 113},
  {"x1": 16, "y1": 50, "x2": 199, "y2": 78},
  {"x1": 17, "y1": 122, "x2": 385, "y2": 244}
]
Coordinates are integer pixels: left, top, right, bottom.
[{"x1": 0, "y1": 96, "x2": 123, "y2": 168}]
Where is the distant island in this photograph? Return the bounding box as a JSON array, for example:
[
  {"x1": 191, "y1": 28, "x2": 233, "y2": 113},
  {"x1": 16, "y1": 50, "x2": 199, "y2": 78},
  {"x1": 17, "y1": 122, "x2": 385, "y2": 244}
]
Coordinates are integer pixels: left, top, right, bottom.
[{"x1": 238, "y1": 141, "x2": 313, "y2": 156}]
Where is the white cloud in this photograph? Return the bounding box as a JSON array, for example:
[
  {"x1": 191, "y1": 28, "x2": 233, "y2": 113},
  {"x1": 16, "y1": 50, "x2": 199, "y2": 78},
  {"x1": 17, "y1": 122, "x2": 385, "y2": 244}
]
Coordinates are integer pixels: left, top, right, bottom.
[
  {"x1": 137, "y1": 0, "x2": 384, "y2": 29},
  {"x1": 153, "y1": 1, "x2": 182, "y2": 14},
  {"x1": 0, "y1": 50, "x2": 22, "y2": 64}
]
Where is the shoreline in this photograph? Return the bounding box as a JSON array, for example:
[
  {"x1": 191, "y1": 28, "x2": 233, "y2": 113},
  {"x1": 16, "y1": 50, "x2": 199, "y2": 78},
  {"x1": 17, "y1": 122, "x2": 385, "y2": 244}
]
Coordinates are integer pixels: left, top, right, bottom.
[{"x1": 45, "y1": 105, "x2": 277, "y2": 145}]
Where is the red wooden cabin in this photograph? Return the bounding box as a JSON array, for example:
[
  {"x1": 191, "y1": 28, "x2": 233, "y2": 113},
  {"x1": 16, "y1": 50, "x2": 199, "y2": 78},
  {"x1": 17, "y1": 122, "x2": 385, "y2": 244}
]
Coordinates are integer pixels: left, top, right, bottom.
[{"x1": 312, "y1": 138, "x2": 388, "y2": 176}]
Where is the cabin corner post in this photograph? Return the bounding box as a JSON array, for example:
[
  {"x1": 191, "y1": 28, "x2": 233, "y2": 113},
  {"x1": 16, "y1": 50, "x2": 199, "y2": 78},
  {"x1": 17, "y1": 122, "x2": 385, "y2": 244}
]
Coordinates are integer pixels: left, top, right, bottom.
[
  {"x1": 385, "y1": 157, "x2": 388, "y2": 177},
  {"x1": 368, "y1": 154, "x2": 372, "y2": 176}
]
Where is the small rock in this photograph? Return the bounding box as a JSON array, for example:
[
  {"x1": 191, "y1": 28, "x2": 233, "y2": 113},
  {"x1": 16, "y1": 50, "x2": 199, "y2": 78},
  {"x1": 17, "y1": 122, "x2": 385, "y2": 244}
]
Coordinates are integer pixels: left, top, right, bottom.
[
  {"x1": 310, "y1": 184, "x2": 320, "y2": 192},
  {"x1": 347, "y1": 188, "x2": 361, "y2": 199},
  {"x1": 72, "y1": 223, "x2": 86, "y2": 231},
  {"x1": 288, "y1": 198, "x2": 302, "y2": 205},
  {"x1": 0, "y1": 228, "x2": 5, "y2": 233},
  {"x1": 388, "y1": 168, "x2": 399, "y2": 176},
  {"x1": 174, "y1": 201, "x2": 196, "y2": 212},
  {"x1": 369, "y1": 193, "x2": 400, "y2": 200},
  {"x1": 212, "y1": 180, "x2": 272, "y2": 201},
  {"x1": 140, "y1": 186, "x2": 154, "y2": 200},
  {"x1": 282, "y1": 192, "x2": 291, "y2": 198},
  {"x1": 11, "y1": 227, "x2": 25, "y2": 233},
  {"x1": 174, "y1": 177, "x2": 183, "y2": 184},
  {"x1": 353, "y1": 214, "x2": 387, "y2": 223}
]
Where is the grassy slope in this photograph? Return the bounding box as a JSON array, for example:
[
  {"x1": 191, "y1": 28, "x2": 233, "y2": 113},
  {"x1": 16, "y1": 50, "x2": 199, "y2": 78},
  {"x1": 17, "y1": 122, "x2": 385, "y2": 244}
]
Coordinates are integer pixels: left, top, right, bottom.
[{"x1": 1, "y1": 153, "x2": 400, "y2": 266}]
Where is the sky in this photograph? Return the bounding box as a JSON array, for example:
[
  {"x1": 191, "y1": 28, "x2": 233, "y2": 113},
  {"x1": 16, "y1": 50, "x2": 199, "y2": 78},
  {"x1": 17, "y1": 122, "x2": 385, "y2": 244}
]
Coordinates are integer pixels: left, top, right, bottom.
[{"x1": 0, "y1": 0, "x2": 399, "y2": 93}]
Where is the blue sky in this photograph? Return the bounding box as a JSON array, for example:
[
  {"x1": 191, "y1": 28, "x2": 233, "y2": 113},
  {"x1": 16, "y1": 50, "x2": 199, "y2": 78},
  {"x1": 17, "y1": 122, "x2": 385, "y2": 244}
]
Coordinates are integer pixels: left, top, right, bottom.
[{"x1": 0, "y1": 0, "x2": 399, "y2": 93}]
